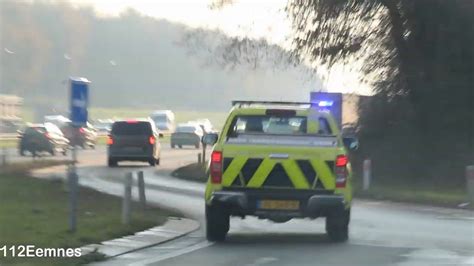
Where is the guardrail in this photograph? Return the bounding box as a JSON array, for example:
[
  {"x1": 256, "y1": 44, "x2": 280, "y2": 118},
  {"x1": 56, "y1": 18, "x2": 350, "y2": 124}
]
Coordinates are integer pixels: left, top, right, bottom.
[{"x1": 0, "y1": 134, "x2": 18, "y2": 140}]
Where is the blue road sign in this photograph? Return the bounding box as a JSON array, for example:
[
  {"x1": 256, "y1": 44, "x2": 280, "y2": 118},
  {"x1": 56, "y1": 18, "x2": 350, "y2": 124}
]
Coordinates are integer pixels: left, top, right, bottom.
[
  {"x1": 310, "y1": 92, "x2": 343, "y2": 128},
  {"x1": 70, "y1": 77, "x2": 90, "y2": 127}
]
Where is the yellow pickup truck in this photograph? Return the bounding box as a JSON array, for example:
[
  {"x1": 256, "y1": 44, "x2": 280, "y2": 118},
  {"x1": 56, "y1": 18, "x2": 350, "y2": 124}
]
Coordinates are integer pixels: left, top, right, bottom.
[{"x1": 202, "y1": 101, "x2": 358, "y2": 242}]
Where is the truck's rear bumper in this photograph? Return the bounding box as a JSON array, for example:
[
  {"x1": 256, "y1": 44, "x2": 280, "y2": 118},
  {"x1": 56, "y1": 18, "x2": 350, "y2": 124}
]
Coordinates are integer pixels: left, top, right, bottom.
[{"x1": 210, "y1": 188, "x2": 346, "y2": 219}]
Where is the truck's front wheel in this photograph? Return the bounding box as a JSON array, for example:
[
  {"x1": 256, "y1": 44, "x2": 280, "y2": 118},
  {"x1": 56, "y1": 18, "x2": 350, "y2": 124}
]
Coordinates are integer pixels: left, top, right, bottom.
[
  {"x1": 326, "y1": 208, "x2": 350, "y2": 242},
  {"x1": 205, "y1": 204, "x2": 229, "y2": 242}
]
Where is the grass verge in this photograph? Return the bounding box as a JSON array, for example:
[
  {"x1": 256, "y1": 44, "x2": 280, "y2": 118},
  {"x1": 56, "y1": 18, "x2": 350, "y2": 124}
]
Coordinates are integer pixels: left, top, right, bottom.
[
  {"x1": 172, "y1": 163, "x2": 470, "y2": 208},
  {"x1": 171, "y1": 162, "x2": 207, "y2": 183},
  {"x1": 0, "y1": 139, "x2": 18, "y2": 149},
  {"x1": 0, "y1": 162, "x2": 172, "y2": 265},
  {"x1": 353, "y1": 179, "x2": 469, "y2": 208}
]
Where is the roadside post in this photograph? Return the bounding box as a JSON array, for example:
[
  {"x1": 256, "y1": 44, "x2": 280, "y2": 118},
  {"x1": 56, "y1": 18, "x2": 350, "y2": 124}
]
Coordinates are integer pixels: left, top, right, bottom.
[
  {"x1": 68, "y1": 168, "x2": 79, "y2": 232},
  {"x1": 137, "y1": 171, "x2": 146, "y2": 210},
  {"x1": 467, "y1": 165, "x2": 474, "y2": 203},
  {"x1": 202, "y1": 143, "x2": 207, "y2": 166},
  {"x1": 68, "y1": 77, "x2": 90, "y2": 232},
  {"x1": 122, "y1": 172, "x2": 133, "y2": 225},
  {"x1": 198, "y1": 153, "x2": 202, "y2": 165},
  {"x1": 363, "y1": 159, "x2": 372, "y2": 190}
]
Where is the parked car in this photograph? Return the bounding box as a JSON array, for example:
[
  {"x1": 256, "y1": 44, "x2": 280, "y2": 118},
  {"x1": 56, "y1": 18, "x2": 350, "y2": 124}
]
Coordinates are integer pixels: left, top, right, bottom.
[
  {"x1": 61, "y1": 122, "x2": 98, "y2": 149},
  {"x1": 44, "y1": 115, "x2": 71, "y2": 128},
  {"x1": 94, "y1": 119, "x2": 114, "y2": 134},
  {"x1": 107, "y1": 119, "x2": 162, "y2": 167},
  {"x1": 18, "y1": 123, "x2": 69, "y2": 156},
  {"x1": 171, "y1": 123, "x2": 204, "y2": 149}
]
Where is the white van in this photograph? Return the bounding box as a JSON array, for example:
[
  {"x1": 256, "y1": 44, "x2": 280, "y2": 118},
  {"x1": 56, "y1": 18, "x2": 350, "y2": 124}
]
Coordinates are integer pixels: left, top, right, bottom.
[{"x1": 150, "y1": 110, "x2": 176, "y2": 134}]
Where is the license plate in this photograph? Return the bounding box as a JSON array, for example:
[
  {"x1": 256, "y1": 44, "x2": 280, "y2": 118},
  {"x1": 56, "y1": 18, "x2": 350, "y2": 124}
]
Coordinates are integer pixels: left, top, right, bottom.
[{"x1": 258, "y1": 200, "x2": 300, "y2": 210}]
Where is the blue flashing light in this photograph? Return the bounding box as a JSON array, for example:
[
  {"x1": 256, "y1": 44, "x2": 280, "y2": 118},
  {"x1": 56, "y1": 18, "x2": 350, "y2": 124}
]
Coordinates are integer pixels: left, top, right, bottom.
[{"x1": 317, "y1": 100, "x2": 334, "y2": 107}]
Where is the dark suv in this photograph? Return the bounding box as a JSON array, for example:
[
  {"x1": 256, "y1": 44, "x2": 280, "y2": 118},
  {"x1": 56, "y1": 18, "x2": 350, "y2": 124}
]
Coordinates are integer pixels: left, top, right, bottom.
[
  {"x1": 18, "y1": 123, "x2": 69, "y2": 156},
  {"x1": 107, "y1": 119, "x2": 162, "y2": 167}
]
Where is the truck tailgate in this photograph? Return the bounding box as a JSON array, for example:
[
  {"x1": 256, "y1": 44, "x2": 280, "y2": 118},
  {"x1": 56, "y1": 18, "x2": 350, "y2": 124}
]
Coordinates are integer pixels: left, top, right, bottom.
[{"x1": 221, "y1": 134, "x2": 340, "y2": 190}]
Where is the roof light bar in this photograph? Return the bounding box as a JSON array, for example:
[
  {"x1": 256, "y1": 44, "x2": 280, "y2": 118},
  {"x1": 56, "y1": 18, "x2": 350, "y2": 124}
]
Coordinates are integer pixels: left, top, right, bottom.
[{"x1": 317, "y1": 101, "x2": 334, "y2": 107}]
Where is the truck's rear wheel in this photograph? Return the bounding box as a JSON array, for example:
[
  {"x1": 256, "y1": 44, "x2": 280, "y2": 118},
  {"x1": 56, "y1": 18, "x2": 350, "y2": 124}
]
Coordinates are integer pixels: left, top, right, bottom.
[
  {"x1": 206, "y1": 204, "x2": 229, "y2": 242},
  {"x1": 148, "y1": 158, "x2": 156, "y2": 166},
  {"x1": 326, "y1": 208, "x2": 350, "y2": 242},
  {"x1": 108, "y1": 158, "x2": 118, "y2": 167}
]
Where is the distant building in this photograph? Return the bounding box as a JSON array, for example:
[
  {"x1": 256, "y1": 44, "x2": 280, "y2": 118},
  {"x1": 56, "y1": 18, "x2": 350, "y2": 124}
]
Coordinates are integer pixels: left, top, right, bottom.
[{"x1": 0, "y1": 94, "x2": 23, "y2": 127}]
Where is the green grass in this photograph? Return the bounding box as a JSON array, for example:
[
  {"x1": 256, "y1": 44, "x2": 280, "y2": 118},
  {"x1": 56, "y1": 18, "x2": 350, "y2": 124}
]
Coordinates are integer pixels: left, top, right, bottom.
[
  {"x1": 0, "y1": 139, "x2": 18, "y2": 149},
  {"x1": 0, "y1": 162, "x2": 172, "y2": 265},
  {"x1": 0, "y1": 161, "x2": 72, "y2": 174},
  {"x1": 90, "y1": 108, "x2": 228, "y2": 129},
  {"x1": 352, "y1": 177, "x2": 469, "y2": 207}
]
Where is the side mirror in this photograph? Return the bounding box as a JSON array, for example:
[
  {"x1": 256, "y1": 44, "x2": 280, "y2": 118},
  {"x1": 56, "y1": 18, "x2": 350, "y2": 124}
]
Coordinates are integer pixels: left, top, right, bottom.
[
  {"x1": 158, "y1": 133, "x2": 164, "y2": 138},
  {"x1": 202, "y1": 133, "x2": 218, "y2": 146},
  {"x1": 343, "y1": 137, "x2": 359, "y2": 151}
]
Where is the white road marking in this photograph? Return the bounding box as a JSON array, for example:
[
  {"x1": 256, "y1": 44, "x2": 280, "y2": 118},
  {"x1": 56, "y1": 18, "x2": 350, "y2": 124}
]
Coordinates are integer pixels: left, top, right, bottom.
[
  {"x1": 435, "y1": 216, "x2": 474, "y2": 221},
  {"x1": 128, "y1": 240, "x2": 213, "y2": 266},
  {"x1": 244, "y1": 257, "x2": 279, "y2": 266}
]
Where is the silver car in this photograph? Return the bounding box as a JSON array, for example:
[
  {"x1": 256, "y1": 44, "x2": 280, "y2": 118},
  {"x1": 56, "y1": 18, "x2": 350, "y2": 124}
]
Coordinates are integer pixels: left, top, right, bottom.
[{"x1": 170, "y1": 123, "x2": 204, "y2": 149}]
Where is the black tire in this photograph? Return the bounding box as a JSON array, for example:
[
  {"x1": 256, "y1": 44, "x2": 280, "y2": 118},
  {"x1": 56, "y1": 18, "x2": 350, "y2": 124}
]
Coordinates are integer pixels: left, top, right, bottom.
[
  {"x1": 156, "y1": 158, "x2": 160, "y2": 166},
  {"x1": 178, "y1": 145, "x2": 182, "y2": 149},
  {"x1": 108, "y1": 158, "x2": 118, "y2": 167},
  {"x1": 205, "y1": 204, "x2": 229, "y2": 242},
  {"x1": 171, "y1": 143, "x2": 175, "y2": 149},
  {"x1": 19, "y1": 149, "x2": 25, "y2": 156},
  {"x1": 326, "y1": 208, "x2": 350, "y2": 242},
  {"x1": 149, "y1": 158, "x2": 156, "y2": 166}
]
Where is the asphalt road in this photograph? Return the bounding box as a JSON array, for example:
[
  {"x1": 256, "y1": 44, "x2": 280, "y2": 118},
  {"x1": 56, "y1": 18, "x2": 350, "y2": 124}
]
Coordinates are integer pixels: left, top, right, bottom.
[{"x1": 29, "y1": 146, "x2": 474, "y2": 266}]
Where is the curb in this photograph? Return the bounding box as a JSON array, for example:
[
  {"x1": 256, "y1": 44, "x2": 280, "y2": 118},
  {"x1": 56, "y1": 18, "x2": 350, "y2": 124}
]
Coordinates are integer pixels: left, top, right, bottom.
[{"x1": 80, "y1": 217, "x2": 200, "y2": 258}]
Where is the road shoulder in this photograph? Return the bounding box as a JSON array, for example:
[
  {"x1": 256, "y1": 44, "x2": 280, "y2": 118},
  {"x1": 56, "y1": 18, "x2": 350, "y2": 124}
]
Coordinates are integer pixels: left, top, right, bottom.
[{"x1": 81, "y1": 217, "x2": 199, "y2": 258}]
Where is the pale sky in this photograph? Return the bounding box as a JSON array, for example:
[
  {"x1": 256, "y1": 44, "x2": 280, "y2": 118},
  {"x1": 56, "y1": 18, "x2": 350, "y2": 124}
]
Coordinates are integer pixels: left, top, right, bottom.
[
  {"x1": 68, "y1": 0, "x2": 371, "y2": 95},
  {"x1": 72, "y1": 0, "x2": 290, "y2": 44}
]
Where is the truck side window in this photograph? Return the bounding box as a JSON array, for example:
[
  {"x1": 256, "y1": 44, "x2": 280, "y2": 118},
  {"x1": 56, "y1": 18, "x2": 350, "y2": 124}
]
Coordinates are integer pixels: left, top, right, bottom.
[{"x1": 318, "y1": 117, "x2": 332, "y2": 135}]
